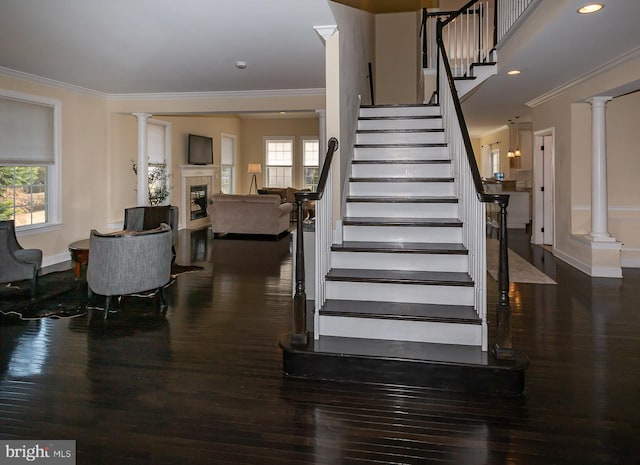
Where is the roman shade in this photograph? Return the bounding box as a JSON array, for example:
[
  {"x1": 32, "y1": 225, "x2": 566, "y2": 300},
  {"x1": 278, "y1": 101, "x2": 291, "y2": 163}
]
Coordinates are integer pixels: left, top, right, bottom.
[{"x1": 0, "y1": 97, "x2": 54, "y2": 165}]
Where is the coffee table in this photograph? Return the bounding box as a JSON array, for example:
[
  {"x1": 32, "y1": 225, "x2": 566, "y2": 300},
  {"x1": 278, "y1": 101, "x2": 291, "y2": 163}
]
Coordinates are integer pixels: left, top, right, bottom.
[{"x1": 68, "y1": 239, "x2": 90, "y2": 279}]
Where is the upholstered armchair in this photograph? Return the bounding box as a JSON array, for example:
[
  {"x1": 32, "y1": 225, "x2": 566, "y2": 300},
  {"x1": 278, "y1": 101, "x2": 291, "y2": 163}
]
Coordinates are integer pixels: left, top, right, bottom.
[
  {"x1": 87, "y1": 223, "x2": 172, "y2": 319},
  {"x1": 123, "y1": 205, "x2": 178, "y2": 255},
  {"x1": 0, "y1": 220, "x2": 42, "y2": 298}
]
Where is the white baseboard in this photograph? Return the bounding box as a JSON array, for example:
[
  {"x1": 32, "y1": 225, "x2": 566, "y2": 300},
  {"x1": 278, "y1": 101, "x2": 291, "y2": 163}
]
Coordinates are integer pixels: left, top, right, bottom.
[
  {"x1": 554, "y1": 248, "x2": 623, "y2": 277},
  {"x1": 553, "y1": 248, "x2": 591, "y2": 276},
  {"x1": 43, "y1": 251, "x2": 71, "y2": 268}
]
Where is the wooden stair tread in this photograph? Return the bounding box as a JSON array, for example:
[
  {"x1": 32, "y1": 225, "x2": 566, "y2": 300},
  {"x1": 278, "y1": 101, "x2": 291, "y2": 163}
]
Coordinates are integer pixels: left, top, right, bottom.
[
  {"x1": 281, "y1": 336, "x2": 528, "y2": 395},
  {"x1": 358, "y1": 115, "x2": 442, "y2": 121},
  {"x1": 349, "y1": 177, "x2": 454, "y2": 182},
  {"x1": 352, "y1": 159, "x2": 450, "y2": 164},
  {"x1": 326, "y1": 268, "x2": 473, "y2": 286},
  {"x1": 354, "y1": 143, "x2": 447, "y2": 148},
  {"x1": 321, "y1": 300, "x2": 479, "y2": 324},
  {"x1": 343, "y1": 216, "x2": 462, "y2": 227},
  {"x1": 357, "y1": 128, "x2": 444, "y2": 134},
  {"x1": 331, "y1": 241, "x2": 468, "y2": 254},
  {"x1": 471, "y1": 61, "x2": 497, "y2": 67},
  {"x1": 346, "y1": 196, "x2": 458, "y2": 203},
  {"x1": 286, "y1": 335, "x2": 486, "y2": 364},
  {"x1": 360, "y1": 103, "x2": 439, "y2": 108}
]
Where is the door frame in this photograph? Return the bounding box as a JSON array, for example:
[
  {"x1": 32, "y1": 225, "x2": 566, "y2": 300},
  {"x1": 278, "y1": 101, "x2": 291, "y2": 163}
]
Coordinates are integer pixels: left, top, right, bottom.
[{"x1": 532, "y1": 127, "x2": 555, "y2": 245}]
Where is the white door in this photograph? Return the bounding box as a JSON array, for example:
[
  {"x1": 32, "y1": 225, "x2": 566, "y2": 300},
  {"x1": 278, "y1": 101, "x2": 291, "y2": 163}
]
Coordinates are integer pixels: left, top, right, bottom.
[{"x1": 533, "y1": 130, "x2": 554, "y2": 245}]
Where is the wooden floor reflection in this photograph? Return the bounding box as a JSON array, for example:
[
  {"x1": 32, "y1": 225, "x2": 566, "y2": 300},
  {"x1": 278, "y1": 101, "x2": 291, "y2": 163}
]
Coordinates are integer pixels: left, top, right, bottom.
[{"x1": 0, "y1": 228, "x2": 638, "y2": 464}]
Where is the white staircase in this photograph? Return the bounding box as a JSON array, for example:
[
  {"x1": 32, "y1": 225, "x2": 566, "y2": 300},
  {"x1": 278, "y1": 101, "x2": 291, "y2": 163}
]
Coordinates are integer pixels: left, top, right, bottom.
[{"x1": 317, "y1": 104, "x2": 485, "y2": 348}]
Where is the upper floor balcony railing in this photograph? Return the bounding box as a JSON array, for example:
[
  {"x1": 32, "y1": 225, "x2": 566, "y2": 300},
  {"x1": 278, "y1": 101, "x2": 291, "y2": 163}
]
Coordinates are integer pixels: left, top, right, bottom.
[{"x1": 422, "y1": 0, "x2": 537, "y2": 79}]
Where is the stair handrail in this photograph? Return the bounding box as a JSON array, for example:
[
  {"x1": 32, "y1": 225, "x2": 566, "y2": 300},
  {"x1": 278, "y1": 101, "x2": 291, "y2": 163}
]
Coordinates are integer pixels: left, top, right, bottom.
[
  {"x1": 436, "y1": 16, "x2": 515, "y2": 360},
  {"x1": 290, "y1": 137, "x2": 339, "y2": 346}
]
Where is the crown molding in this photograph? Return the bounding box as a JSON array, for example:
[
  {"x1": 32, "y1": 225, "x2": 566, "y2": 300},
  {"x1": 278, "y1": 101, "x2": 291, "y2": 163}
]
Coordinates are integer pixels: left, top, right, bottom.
[
  {"x1": 527, "y1": 46, "x2": 640, "y2": 108},
  {"x1": 1, "y1": 67, "x2": 325, "y2": 101},
  {"x1": 107, "y1": 88, "x2": 326, "y2": 101},
  {"x1": 0, "y1": 66, "x2": 108, "y2": 98}
]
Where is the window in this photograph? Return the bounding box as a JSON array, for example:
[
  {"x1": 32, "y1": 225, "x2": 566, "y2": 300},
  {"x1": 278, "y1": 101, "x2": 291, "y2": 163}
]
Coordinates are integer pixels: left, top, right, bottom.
[
  {"x1": 0, "y1": 91, "x2": 61, "y2": 229},
  {"x1": 491, "y1": 147, "x2": 501, "y2": 176},
  {"x1": 302, "y1": 138, "x2": 319, "y2": 190},
  {"x1": 265, "y1": 137, "x2": 293, "y2": 188},
  {"x1": 220, "y1": 134, "x2": 236, "y2": 194},
  {"x1": 147, "y1": 119, "x2": 171, "y2": 206}
]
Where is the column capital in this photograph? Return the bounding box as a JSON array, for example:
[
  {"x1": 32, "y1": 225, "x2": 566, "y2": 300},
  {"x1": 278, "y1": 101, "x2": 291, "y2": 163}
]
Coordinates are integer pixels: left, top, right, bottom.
[
  {"x1": 313, "y1": 25, "x2": 337, "y2": 41},
  {"x1": 132, "y1": 112, "x2": 152, "y2": 121},
  {"x1": 587, "y1": 96, "x2": 613, "y2": 106}
]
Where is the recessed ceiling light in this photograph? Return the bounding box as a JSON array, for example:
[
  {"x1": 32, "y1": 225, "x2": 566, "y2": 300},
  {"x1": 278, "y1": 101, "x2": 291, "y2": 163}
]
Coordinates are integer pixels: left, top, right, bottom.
[
  {"x1": 578, "y1": 4, "x2": 604, "y2": 14},
  {"x1": 235, "y1": 61, "x2": 247, "y2": 69},
  {"x1": 507, "y1": 70, "x2": 521, "y2": 75}
]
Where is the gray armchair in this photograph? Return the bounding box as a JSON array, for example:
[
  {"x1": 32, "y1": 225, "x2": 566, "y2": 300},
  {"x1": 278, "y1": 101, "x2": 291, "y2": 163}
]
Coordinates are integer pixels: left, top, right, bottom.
[
  {"x1": 87, "y1": 223, "x2": 172, "y2": 319},
  {"x1": 123, "y1": 206, "x2": 178, "y2": 255},
  {"x1": 0, "y1": 220, "x2": 42, "y2": 298}
]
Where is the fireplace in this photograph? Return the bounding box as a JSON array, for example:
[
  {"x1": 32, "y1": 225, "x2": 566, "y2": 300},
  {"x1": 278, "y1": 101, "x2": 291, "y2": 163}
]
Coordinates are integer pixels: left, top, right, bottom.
[
  {"x1": 180, "y1": 164, "x2": 215, "y2": 230},
  {"x1": 190, "y1": 184, "x2": 208, "y2": 220}
]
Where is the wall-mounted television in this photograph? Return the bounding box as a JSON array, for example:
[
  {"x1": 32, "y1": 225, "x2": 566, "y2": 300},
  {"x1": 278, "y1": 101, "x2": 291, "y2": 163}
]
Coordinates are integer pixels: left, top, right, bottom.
[{"x1": 188, "y1": 134, "x2": 213, "y2": 165}]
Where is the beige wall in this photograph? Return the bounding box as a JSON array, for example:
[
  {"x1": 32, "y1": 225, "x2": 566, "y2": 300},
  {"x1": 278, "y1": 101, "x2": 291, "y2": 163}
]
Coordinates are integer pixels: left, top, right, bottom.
[
  {"x1": 1, "y1": 75, "x2": 110, "y2": 264},
  {"x1": 374, "y1": 11, "x2": 420, "y2": 104},
  {"x1": 532, "y1": 53, "x2": 640, "y2": 269},
  {"x1": 239, "y1": 118, "x2": 319, "y2": 192},
  {"x1": 328, "y1": 1, "x2": 376, "y2": 203},
  {"x1": 605, "y1": 91, "x2": 640, "y2": 266}
]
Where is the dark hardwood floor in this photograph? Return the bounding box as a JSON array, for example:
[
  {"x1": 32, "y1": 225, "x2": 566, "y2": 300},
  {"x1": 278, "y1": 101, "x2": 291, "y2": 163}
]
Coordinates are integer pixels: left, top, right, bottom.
[{"x1": 1, "y1": 228, "x2": 639, "y2": 464}]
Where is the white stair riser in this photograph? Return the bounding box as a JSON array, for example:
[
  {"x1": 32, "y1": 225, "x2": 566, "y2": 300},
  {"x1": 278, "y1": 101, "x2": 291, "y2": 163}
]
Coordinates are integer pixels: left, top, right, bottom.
[
  {"x1": 358, "y1": 118, "x2": 443, "y2": 131},
  {"x1": 343, "y1": 225, "x2": 462, "y2": 243},
  {"x1": 331, "y1": 251, "x2": 468, "y2": 272},
  {"x1": 360, "y1": 106, "x2": 441, "y2": 118},
  {"x1": 326, "y1": 281, "x2": 474, "y2": 305},
  {"x1": 349, "y1": 182, "x2": 454, "y2": 197},
  {"x1": 318, "y1": 316, "x2": 482, "y2": 345},
  {"x1": 354, "y1": 146, "x2": 449, "y2": 160},
  {"x1": 346, "y1": 202, "x2": 458, "y2": 218},
  {"x1": 352, "y1": 162, "x2": 451, "y2": 178},
  {"x1": 356, "y1": 132, "x2": 446, "y2": 145}
]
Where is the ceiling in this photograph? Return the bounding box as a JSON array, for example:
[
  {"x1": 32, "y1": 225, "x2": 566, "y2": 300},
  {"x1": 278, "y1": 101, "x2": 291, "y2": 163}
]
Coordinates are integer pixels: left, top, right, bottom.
[
  {"x1": 0, "y1": 0, "x2": 335, "y2": 94},
  {"x1": 1, "y1": 0, "x2": 639, "y2": 136},
  {"x1": 461, "y1": 0, "x2": 640, "y2": 136}
]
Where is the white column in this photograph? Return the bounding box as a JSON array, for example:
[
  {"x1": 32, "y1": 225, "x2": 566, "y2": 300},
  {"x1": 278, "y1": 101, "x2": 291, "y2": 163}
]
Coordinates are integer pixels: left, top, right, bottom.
[
  {"x1": 133, "y1": 112, "x2": 151, "y2": 206},
  {"x1": 587, "y1": 97, "x2": 614, "y2": 241},
  {"x1": 316, "y1": 109, "x2": 326, "y2": 163}
]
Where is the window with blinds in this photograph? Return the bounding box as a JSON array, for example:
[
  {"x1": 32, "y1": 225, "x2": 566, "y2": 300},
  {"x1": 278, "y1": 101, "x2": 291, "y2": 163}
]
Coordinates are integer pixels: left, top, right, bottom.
[
  {"x1": 0, "y1": 91, "x2": 60, "y2": 228},
  {"x1": 221, "y1": 134, "x2": 236, "y2": 194}
]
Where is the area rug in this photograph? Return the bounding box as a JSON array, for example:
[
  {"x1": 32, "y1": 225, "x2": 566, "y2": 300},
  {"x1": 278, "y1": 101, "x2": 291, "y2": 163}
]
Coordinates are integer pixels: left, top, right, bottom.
[
  {"x1": 0, "y1": 262, "x2": 204, "y2": 321},
  {"x1": 486, "y1": 239, "x2": 556, "y2": 284}
]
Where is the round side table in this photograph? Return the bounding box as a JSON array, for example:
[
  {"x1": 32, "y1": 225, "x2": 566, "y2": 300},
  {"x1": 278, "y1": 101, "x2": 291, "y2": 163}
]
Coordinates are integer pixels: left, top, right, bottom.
[{"x1": 68, "y1": 239, "x2": 90, "y2": 279}]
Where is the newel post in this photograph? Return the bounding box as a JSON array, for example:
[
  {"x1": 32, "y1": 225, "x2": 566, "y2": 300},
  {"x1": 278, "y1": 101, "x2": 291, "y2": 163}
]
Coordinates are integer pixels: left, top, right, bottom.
[
  {"x1": 291, "y1": 197, "x2": 308, "y2": 346},
  {"x1": 493, "y1": 195, "x2": 515, "y2": 360}
]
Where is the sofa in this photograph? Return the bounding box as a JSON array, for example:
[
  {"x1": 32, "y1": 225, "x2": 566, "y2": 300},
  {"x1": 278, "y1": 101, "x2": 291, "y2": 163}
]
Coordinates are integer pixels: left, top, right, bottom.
[
  {"x1": 257, "y1": 187, "x2": 315, "y2": 222},
  {"x1": 208, "y1": 194, "x2": 293, "y2": 236}
]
